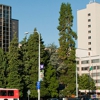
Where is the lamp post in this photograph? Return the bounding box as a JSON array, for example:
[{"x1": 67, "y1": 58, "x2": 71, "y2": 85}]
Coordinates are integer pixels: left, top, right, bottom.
[
  {"x1": 25, "y1": 31, "x2": 41, "y2": 100},
  {"x1": 38, "y1": 32, "x2": 40, "y2": 100}
]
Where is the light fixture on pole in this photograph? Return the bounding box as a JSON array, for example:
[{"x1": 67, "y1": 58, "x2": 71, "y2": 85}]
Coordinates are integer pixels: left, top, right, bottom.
[{"x1": 25, "y1": 32, "x2": 29, "y2": 40}]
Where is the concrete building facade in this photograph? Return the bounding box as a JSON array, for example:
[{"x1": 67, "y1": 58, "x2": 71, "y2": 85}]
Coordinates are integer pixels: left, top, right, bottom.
[
  {"x1": 76, "y1": 1, "x2": 100, "y2": 92},
  {"x1": 77, "y1": 2, "x2": 100, "y2": 56}
]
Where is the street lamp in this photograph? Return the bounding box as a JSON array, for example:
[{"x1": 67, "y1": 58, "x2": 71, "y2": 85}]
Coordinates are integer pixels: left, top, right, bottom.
[
  {"x1": 25, "y1": 32, "x2": 29, "y2": 40},
  {"x1": 38, "y1": 32, "x2": 40, "y2": 100},
  {"x1": 25, "y1": 31, "x2": 41, "y2": 100}
]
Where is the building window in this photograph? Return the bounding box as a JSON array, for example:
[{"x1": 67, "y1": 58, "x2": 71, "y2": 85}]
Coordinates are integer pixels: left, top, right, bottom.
[
  {"x1": 88, "y1": 48, "x2": 91, "y2": 50},
  {"x1": 91, "y1": 73, "x2": 96, "y2": 77},
  {"x1": 81, "y1": 67, "x2": 89, "y2": 70},
  {"x1": 88, "y1": 13, "x2": 91, "y2": 16},
  {"x1": 8, "y1": 90, "x2": 14, "y2": 96},
  {"x1": 0, "y1": 90, "x2": 7, "y2": 96},
  {"x1": 88, "y1": 42, "x2": 91, "y2": 45},
  {"x1": 93, "y1": 66, "x2": 96, "y2": 69},
  {"x1": 76, "y1": 61, "x2": 79, "y2": 64},
  {"x1": 88, "y1": 25, "x2": 91, "y2": 28},
  {"x1": 97, "y1": 66, "x2": 100, "y2": 69},
  {"x1": 88, "y1": 19, "x2": 91, "y2": 22},
  {"x1": 77, "y1": 67, "x2": 79, "y2": 71},
  {"x1": 91, "y1": 59, "x2": 100, "y2": 63},
  {"x1": 81, "y1": 60, "x2": 89, "y2": 64},
  {"x1": 88, "y1": 30, "x2": 91, "y2": 33},
  {"x1": 88, "y1": 36, "x2": 91, "y2": 39},
  {"x1": 92, "y1": 73, "x2": 100, "y2": 78}
]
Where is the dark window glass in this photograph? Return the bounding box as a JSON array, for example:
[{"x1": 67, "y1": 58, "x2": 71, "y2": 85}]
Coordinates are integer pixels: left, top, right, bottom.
[
  {"x1": 97, "y1": 66, "x2": 100, "y2": 69},
  {"x1": 81, "y1": 67, "x2": 89, "y2": 70},
  {"x1": 88, "y1": 13, "x2": 91, "y2": 16},
  {"x1": 8, "y1": 90, "x2": 14, "y2": 96},
  {"x1": 88, "y1": 42, "x2": 91, "y2": 45},
  {"x1": 88, "y1": 25, "x2": 91, "y2": 27},
  {"x1": 94, "y1": 66, "x2": 96, "y2": 69},
  {"x1": 88, "y1": 19, "x2": 91, "y2": 22},
  {"x1": 76, "y1": 61, "x2": 79, "y2": 64},
  {"x1": 0, "y1": 90, "x2": 7, "y2": 96},
  {"x1": 81, "y1": 60, "x2": 89, "y2": 64},
  {"x1": 91, "y1": 59, "x2": 99, "y2": 63},
  {"x1": 14, "y1": 99, "x2": 18, "y2": 100},
  {"x1": 0, "y1": 26, "x2": 2, "y2": 30},
  {"x1": 0, "y1": 42, "x2": 2, "y2": 47},
  {"x1": 88, "y1": 36, "x2": 91, "y2": 39},
  {"x1": 88, "y1": 48, "x2": 91, "y2": 50},
  {"x1": 4, "y1": 99, "x2": 8, "y2": 100}
]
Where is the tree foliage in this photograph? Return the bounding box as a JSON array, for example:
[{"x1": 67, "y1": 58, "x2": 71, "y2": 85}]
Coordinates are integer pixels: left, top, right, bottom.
[
  {"x1": 57, "y1": 3, "x2": 77, "y2": 97},
  {"x1": 78, "y1": 74, "x2": 96, "y2": 90},
  {"x1": 24, "y1": 28, "x2": 47, "y2": 98},
  {"x1": 0, "y1": 2, "x2": 95, "y2": 99},
  {"x1": 0, "y1": 48, "x2": 7, "y2": 88},
  {"x1": 45, "y1": 64, "x2": 59, "y2": 97},
  {"x1": 46, "y1": 43, "x2": 59, "y2": 69},
  {"x1": 45, "y1": 43, "x2": 59, "y2": 98},
  {"x1": 7, "y1": 33, "x2": 23, "y2": 97},
  {"x1": 19, "y1": 36, "x2": 29, "y2": 98}
]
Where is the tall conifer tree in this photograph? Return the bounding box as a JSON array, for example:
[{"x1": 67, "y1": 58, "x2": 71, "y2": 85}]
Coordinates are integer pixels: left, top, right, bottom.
[
  {"x1": 57, "y1": 3, "x2": 77, "y2": 97},
  {"x1": 19, "y1": 36, "x2": 29, "y2": 98},
  {"x1": 26, "y1": 28, "x2": 47, "y2": 98},
  {"x1": 7, "y1": 33, "x2": 23, "y2": 97},
  {"x1": 0, "y1": 48, "x2": 8, "y2": 88}
]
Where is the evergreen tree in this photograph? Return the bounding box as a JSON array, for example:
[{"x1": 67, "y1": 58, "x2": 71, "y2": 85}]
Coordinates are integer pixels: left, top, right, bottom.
[
  {"x1": 78, "y1": 74, "x2": 96, "y2": 90},
  {"x1": 44, "y1": 43, "x2": 59, "y2": 98},
  {"x1": 47, "y1": 43, "x2": 59, "y2": 68},
  {"x1": 0, "y1": 48, "x2": 8, "y2": 87},
  {"x1": 46, "y1": 43, "x2": 59, "y2": 75},
  {"x1": 57, "y1": 3, "x2": 77, "y2": 97},
  {"x1": 26, "y1": 28, "x2": 47, "y2": 98},
  {"x1": 19, "y1": 36, "x2": 29, "y2": 99},
  {"x1": 45, "y1": 64, "x2": 59, "y2": 98},
  {"x1": 7, "y1": 33, "x2": 23, "y2": 97}
]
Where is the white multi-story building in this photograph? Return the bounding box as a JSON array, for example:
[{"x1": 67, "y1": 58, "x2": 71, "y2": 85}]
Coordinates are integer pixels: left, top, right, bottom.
[
  {"x1": 77, "y1": 1, "x2": 100, "y2": 56},
  {"x1": 76, "y1": 1, "x2": 100, "y2": 91}
]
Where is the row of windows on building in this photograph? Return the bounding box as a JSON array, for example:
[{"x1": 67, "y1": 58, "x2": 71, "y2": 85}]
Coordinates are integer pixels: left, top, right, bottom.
[
  {"x1": 86, "y1": 74, "x2": 100, "y2": 83},
  {"x1": 94, "y1": 79, "x2": 100, "y2": 83},
  {"x1": 79, "y1": 66, "x2": 100, "y2": 71},
  {"x1": 76, "y1": 59, "x2": 100, "y2": 64},
  {"x1": 88, "y1": 13, "x2": 92, "y2": 50}
]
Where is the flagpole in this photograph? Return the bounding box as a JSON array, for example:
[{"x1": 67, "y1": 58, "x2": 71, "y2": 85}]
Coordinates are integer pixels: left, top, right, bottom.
[
  {"x1": 92, "y1": 64, "x2": 93, "y2": 92},
  {"x1": 76, "y1": 66, "x2": 78, "y2": 97},
  {"x1": 89, "y1": 54, "x2": 90, "y2": 94},
  {"x1": 89, "y1": 69, "x2": 90, "y2": 94},
  {"x1": 96, "y1": 64, "x2": 97, "y2": 98},
  {"x1": 89, "y1": 53, "x2": 91, "y2": 94}
]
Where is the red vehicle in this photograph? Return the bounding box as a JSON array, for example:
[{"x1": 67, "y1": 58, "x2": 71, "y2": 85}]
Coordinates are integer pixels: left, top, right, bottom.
[{"x1": 0, "y1": 88, "x2": 19, "y2": 100}]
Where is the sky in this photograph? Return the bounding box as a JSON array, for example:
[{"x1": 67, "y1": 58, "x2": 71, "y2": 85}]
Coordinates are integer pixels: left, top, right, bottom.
[{"x1": 0, "y1": 0, "x2": 100, "y2": 47}]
